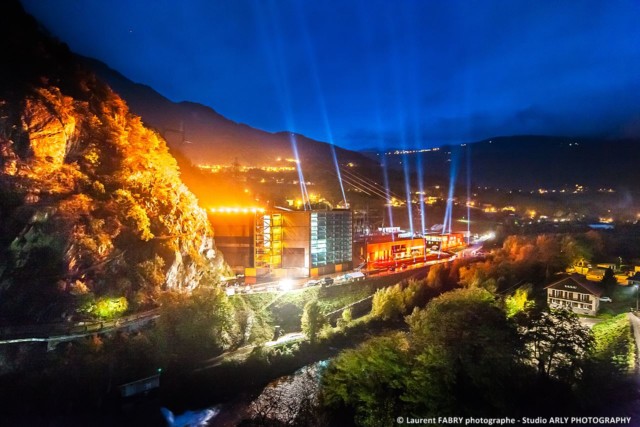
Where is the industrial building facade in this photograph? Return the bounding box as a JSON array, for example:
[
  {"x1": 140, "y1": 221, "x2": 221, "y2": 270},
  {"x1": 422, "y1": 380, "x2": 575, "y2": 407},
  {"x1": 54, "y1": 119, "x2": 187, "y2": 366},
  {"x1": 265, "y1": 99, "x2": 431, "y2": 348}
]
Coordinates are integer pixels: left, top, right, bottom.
[
  {"x1": 353, "y1": 232, "x2": 466, "y2": 269},
  {"x1": 207, "y1": 209, "x2": 257, "y2": 274},
  {"x1": 209, "y1": 208, "x2": 353, "y2": 279},
  {"x1": 424, "y1": 232, "x2": 465, "y2": 251},
  {"x1": 254, "y1": 209, "x2": 353, "y2": 278}
]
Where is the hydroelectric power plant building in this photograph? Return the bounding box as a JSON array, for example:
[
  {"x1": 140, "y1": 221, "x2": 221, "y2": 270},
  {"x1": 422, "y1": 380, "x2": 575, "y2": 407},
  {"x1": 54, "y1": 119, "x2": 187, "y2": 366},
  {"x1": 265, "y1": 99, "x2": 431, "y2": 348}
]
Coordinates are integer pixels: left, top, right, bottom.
[
  {"x1": 353, "y1": 231, "x2": 466, "y2": 269},
  {"x1": 208, "y1": 208, "x2": 353, "y2": 280}
]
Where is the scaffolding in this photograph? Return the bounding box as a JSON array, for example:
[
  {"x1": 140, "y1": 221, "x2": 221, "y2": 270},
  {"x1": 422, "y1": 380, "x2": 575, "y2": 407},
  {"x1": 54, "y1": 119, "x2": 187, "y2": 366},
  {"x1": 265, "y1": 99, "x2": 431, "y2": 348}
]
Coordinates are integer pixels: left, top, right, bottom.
[{"x1": 255, "y1": 213, "x2": 282, "y2": 269}]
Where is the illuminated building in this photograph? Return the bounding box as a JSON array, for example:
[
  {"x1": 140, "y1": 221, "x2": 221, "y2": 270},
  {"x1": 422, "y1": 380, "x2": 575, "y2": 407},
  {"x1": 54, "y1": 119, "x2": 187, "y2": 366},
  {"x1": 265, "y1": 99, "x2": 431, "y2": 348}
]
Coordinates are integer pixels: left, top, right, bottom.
[
  {"x1": 208, "y1": 208, "x2": 263, "y2": 274},
  {"x1": 359, "y1": 237, "x2": 428, "y2": 266},
  {"x1": 545, "y1": 274, "x2": 602, "y2": 316},
  {"x1": 585, "y1": 268, "x2": 606, "y2": 282},
  {"x1": 210, "y1": 208, "x2": 352, "y2": 279},
  {"x1": 253, "y1": 209, "x2": 353, "y2": 278},
  {"x1": 354, "y1": 232, "x2": 466, "y2": 269},
  {"x1": 424, "y1": 232, "x2": 465, "y2": 251}
]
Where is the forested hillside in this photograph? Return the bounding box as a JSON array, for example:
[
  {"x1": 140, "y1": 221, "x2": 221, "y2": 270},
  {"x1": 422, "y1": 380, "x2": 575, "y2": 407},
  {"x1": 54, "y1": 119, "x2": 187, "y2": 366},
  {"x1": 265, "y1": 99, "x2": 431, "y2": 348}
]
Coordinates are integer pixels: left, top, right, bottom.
[{"x1": 0, "y1": 2, "x2": 226, "y2": 324}]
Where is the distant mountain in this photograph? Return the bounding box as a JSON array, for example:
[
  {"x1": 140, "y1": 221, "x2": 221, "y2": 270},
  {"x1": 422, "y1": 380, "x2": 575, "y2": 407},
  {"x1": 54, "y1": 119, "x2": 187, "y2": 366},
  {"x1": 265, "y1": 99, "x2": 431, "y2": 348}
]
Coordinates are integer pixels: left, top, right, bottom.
[
  {"x1": 78, "y1": 55, "x2": 639, "y2": 197},
  {"x1": 79, "y1": 57, "x2": 378, "y2": 172},
  {"x1": 378, "y1": 135, "x2": 640, "y2": 191}
]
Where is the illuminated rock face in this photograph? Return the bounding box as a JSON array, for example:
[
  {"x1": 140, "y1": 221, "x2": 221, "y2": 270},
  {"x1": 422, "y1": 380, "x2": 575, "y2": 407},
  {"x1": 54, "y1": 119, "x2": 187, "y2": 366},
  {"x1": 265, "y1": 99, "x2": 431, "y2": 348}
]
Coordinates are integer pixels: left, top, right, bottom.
[
  {"x1": 0, "y1": 3, "x2": 226, "y2": 323},
  {"x1": 21, "y1": 88, "x2": 77, "y2": 169}
]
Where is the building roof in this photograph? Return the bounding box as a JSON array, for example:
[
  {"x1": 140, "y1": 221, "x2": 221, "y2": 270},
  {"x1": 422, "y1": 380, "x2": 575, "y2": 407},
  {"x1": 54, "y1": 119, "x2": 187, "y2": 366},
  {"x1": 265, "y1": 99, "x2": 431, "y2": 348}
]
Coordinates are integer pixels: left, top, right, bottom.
[{"x1": 544, "y1": 274, "x2": 603, "y2": 297}]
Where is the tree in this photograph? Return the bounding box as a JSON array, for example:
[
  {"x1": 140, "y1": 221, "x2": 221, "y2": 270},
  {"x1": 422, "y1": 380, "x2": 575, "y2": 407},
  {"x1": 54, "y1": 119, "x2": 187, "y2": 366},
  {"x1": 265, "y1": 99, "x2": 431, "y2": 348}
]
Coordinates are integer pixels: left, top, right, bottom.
[
  {"x1": 601, "y1": 268, "x2": 617, "y2": 294},
  {"x1": 402, "y1": 278, "x2": 431, "y2": 309},
  {"x1": 301, "y1": 300, "x2": 325, "y2": 344},
  {"x1": 337, "y1": 307, "x2": 352, "y2": 329},
  {"x1": 590, "y1": 314, "x2": 634, "y2": 377},
  {"x1": 322, "y1": 289, "x2": 528, "y2": 423},
  {"x1": 515, "y1": 306, "x2": 594, "y2": 384},
  {"x1": 403, "y1": 288, "x2": 525, "y2": 416},
  {"x1": 341, "y1": 307, "x2": 352, "y2": 323},
  {"x1": 370, "y1": 285, "x2": 405, "y2": 321},
  {"x1": 426, "y1": 263, "x2": 445, "y2": 290},
  {"x1": 561, "y1": 235, "x2": 594, "y2": 267},
  {"x1": 576, "y1": 314, "x2": 635, "y2": 406},
  {"x1": 504, "y1": 284, "x2": 533, "y2": 318},
  {"x1": 134, "y1": 255, "x2": 165, "y2": 307},
  {"x1": 321, "y1": 333, "x2": 409, "y2": 427},
  {"x1": 155, "y1": 288, "x2": 234, "y2": 364},
  {"x1": 231, "y1": 296, "x2": 273, "y2": 347}
]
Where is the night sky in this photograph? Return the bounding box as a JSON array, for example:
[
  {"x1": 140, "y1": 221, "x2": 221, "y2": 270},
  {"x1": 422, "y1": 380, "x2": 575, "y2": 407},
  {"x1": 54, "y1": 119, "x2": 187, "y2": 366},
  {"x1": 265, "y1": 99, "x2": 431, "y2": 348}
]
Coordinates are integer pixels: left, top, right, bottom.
[{"x1": 22, "y1": 0, "x2": 640, "y2": 151}]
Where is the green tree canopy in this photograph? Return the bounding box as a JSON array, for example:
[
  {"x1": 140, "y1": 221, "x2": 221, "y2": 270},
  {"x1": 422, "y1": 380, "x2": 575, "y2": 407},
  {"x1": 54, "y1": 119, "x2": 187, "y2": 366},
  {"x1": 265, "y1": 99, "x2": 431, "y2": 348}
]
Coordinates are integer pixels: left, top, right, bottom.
[
  {"x1": 514, "y1": 306, "x2": 594, "y2": 384},
  {"x1": 301, "y1": 299, "x2": 325, "y2": 344},
  {"x1": 505, "y1": 284, "x2": 533, "y2": 318},
  {"x1": 155, "y1": 287, "x2": 234, "y2": 364},
  {"x1": 321, "y1": 333, "x2": 410, "y2": 427},
  {"x1": 403, "y1": 288, "x2": 525, "y2": 416},
  {"x1": 370, "y1": 285, "x2": 405, "y2": 321}
]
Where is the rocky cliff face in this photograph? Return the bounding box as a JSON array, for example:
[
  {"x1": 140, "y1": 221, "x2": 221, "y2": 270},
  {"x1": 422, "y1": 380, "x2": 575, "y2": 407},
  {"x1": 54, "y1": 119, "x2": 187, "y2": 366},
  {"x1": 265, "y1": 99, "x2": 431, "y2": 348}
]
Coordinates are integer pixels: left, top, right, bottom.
[{"x1": 0, "y1": 2, "x2": 226, "y2": 323}]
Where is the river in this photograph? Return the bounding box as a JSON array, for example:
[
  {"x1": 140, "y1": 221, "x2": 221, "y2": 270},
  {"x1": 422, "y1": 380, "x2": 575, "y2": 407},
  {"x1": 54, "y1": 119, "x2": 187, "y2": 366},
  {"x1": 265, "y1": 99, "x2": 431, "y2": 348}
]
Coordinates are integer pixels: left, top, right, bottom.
[{"x1": 205, "y1": 361, "x2": 328, "y2": 427}]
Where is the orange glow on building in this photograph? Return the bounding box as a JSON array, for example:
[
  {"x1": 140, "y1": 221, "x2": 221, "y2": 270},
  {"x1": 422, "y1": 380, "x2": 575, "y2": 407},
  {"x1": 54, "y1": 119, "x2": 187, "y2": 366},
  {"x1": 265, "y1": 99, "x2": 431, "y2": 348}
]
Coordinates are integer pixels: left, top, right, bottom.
[
  {"x1": 210, "y1": 207, "x2": 265, "y2": 214},
  {"x1": 357, "y1": 232, "x2": 466, "y2": 267},
  {"x1": 365, "y1": 238, "x2": 427, "y2": 263},
  {"x1": 424, "y1": 233, "x2": 465, "y2": 251}
]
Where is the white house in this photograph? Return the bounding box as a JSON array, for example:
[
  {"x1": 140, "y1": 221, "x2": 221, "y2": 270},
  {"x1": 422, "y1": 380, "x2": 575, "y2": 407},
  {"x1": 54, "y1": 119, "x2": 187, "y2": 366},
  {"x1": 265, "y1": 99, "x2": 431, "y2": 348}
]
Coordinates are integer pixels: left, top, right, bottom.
[{"x1": 545, "y1": 274, "x2": 603, "y2": 316}]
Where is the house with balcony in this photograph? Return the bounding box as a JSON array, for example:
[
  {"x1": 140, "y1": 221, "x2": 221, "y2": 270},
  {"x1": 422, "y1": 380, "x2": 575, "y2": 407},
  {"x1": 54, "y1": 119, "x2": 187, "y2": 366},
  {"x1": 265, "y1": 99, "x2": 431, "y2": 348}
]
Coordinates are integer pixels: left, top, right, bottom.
[{"x1": 545, "y1": 274, "x2": 603, "y2": 316}]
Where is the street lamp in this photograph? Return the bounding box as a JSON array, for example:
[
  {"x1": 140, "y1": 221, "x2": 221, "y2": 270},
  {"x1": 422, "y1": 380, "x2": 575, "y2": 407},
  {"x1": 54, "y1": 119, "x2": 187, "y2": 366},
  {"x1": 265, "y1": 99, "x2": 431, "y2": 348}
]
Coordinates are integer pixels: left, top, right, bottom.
[{"x1": 635, "y1": 284, "x2": 639, "y2": 312}]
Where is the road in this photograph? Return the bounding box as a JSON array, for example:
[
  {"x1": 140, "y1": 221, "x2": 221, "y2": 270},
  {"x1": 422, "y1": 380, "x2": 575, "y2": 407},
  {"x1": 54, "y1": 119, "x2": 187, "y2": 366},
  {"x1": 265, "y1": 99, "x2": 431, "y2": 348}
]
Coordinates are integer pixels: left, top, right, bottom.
[
  {"x1": 0, "y1": 250, "x2": 463, "y2": 347},
  {"x1": 196, "y1": 259, "x2": 452, "y2": 372},
  {"x1": 229, "y1": 251, "x2": 458, "y2": 296},
  {"x1": 196, "y1": 332, "x2": 307, "y2": 372},
  {"x1": 0, "y1": 309, "x2": 160, "y2": 347}
]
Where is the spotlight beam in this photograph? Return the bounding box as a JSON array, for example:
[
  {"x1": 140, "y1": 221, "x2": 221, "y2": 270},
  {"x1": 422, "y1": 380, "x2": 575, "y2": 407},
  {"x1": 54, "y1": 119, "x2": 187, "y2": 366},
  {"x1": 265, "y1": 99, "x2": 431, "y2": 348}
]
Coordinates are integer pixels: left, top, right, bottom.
[
  {"x1": 294, "y1": 2, "x2": 347, "y2": 207},
  {"x1": 416, "y1": 153, "x2": 426, "y2": 236}
]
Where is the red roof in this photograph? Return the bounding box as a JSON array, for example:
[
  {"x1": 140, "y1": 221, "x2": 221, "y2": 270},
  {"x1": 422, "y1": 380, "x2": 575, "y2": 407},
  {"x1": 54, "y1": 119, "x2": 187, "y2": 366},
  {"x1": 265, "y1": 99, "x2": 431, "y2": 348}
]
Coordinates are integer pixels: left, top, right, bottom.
[{"x1": 544, "y1": 273, "x2": 604, "y2": 297}]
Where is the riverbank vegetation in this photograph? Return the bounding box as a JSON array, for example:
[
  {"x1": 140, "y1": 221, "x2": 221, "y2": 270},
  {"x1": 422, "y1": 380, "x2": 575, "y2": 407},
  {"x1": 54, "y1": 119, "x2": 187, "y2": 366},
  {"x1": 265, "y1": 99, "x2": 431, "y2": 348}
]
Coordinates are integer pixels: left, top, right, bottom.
[
  {"x1": 320, "y1": 290, "x2": 635, "y2": 426},
  {"x1": 0, "y1": 232, "x2": 637, "y2": 424}
]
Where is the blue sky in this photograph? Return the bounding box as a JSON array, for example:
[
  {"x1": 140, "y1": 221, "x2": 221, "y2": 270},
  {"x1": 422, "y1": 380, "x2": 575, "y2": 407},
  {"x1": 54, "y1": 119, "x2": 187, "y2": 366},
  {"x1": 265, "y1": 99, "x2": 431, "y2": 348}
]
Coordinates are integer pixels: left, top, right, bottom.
[{"x1": 22, "y1": 0, "x2": 640, "y2": 150}]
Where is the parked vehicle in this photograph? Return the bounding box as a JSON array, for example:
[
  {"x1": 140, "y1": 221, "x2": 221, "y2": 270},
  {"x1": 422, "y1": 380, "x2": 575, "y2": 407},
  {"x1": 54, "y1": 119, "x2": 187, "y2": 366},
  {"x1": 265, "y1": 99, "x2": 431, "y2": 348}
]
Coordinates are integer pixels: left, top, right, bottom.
[{"x1": 322, "y1": 277, "x2": 334, "y2": 286}]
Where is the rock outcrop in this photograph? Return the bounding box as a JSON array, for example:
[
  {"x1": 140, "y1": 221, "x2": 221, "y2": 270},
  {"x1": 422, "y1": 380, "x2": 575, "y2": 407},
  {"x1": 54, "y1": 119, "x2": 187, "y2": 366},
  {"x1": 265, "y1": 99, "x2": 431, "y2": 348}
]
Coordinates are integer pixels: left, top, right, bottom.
[{"x1": 0, "y1": 1, "x2": 226, "y2": 323}]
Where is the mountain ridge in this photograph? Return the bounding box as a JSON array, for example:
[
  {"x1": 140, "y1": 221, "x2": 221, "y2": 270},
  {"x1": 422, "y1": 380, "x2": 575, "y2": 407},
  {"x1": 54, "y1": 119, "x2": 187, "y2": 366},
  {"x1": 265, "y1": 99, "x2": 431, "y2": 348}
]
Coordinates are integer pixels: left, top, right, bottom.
[
  {"x1": 78, "y1": 55, "x2": 379, "y2": 171},
  {"x1": 375, "y1": 134, "x2": 640, "y2": 191}
]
